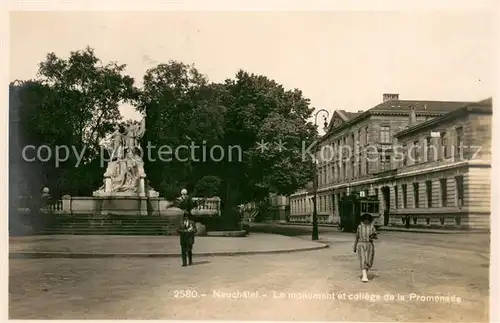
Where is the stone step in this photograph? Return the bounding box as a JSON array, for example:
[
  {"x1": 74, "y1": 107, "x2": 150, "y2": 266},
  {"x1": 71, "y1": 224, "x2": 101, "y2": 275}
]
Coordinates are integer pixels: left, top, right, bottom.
[
  {"x1": 39, "y1": 231, "x2": 171, "y2": 235},
  {"x1": 40, "y1": 227, "x2": 176, "y2": 233},
  {"x1": 48, "y1": 224, "x2": 176, "y2": 227}
]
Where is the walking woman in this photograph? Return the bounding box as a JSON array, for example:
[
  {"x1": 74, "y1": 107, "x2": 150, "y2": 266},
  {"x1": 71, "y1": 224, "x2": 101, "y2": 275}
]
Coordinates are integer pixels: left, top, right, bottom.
[{"x1": 353, "y1": 213, "x2": 377, "y2": 282}]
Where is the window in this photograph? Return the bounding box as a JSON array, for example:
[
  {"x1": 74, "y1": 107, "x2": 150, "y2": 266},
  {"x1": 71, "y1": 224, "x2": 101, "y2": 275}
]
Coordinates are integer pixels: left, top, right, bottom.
[
  {"x1": 374, "y1": 188, "x2": 379, "y2": 199},
  {"x1": 365, "y1": 159, "x2": 370, "y2": 175},
  {"x1": 426, "y1": 180, "x2": 432, "y2": 208},
  {"x1": 380, "y1": 155, "x2": 391, "y2": 171},
  {"x1": 413, "y1": 183, "x2": 419, "y2": 208},
  {"x1": 455, "y1": 175, "x2": 464, "y2": 207},
  {"x1": 358, "y1": 160, "x2": 362, "y2": 177},
  {"x1": 440, "y1": 178, "x2": 448, "y2": 207},
  {"x1": 365, "y1": 126, "x2": 369, "y2": 143},
  {"x1": 456, "y1": 127, "x2": 463, "y2": 158},
  {"x1": 343, "y1": 162, "x2": 347, "y2": 179},
  {"x1": 413, "y1": 140, "x2": 420, "y2": 164},
  {"x1": 426, "y1": 137, "x2": 433, "y2": 162},
  {"x1": 440, "y1": 132, "x2": 448, "y2": 159},
  {"x1": 351, "y1": 159, "x2": 355, "y2": 178},
  {"x1": 380, "y1": 126, "x2": 391, "y2": 143},
  {"x1": 358, "y1": 129, "x2": 362, "y2": 146},
  {"x1": 394, "y1": 185, "x2": 399, "y2": 208},
  {"x1": 367, "y1": 202, "x2": 379, "y2": 213},
  {"x1": 402, "y1": 184, "x2": 407, "y2": 208},
  {"x1": 351, "y1": 133, "x2": 355, "y2": 147},
  {"x1": 402, "y1": 144, "x2": 408, "y2": 166}
]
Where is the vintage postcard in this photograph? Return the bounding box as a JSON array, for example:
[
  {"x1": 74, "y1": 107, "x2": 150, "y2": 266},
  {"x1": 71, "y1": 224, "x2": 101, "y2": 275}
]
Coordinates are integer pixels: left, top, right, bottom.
[{"x1": 6, "y1": 1, "x2": 498, "y2": 321}]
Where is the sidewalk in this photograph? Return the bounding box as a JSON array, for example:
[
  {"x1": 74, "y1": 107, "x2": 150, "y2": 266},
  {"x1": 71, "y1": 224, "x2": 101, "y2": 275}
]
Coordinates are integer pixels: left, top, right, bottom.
[
  {"x1": 9, "y1": 233, "x2": 328, "y2": 258},
  {"x1": 248, "y1": 221, "x2": 489, "y2": 234}
]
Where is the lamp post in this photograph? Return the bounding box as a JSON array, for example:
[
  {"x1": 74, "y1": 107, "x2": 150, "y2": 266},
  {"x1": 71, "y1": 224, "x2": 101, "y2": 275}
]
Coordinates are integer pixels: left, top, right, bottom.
[{"x1": 312, "y1": 109, "x2": 330, "y2": 241}]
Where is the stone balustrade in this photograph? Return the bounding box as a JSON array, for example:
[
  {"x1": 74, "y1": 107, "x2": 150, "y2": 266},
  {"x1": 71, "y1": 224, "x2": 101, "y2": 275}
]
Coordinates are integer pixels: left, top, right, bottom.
[
  {"x1": 191, "y1": 197, "x2": 221, "y2": 216},
  {"x1": 16, "y1": 195, "x2": 221, "y2": 217},
  {"x1": 46, "y1": 200, "x2": 64, "y2": 213}
]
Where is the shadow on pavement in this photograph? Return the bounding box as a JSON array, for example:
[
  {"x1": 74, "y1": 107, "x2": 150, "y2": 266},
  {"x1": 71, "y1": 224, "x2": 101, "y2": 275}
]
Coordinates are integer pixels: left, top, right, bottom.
[{"x1": 191, "y1": 260, "x2": 210, "y2": 266}]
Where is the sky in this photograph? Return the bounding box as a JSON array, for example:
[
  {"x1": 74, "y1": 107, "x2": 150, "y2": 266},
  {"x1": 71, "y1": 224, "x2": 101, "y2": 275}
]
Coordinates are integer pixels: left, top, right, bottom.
[{"x1": 9, "y1": 9, "x2": 499, "y2": 127}]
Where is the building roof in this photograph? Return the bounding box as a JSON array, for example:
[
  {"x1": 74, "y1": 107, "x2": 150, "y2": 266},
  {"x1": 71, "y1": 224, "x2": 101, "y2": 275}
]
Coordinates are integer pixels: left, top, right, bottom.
[
  {"x1": 370, "y1": 99, "x2": 472, "y2": 115},
  {"x1": 323, "y1": 99, "x2": 474, "y2": 140},
  {"x1": 394, "y1": 98, "x2": 492, "y2": 138},
  {"x1": 476, "y1": 97, "x2": 492, "y2": 105},
  {"x1": 337, "y1": 110, "x2": 362, "y2": 120}
]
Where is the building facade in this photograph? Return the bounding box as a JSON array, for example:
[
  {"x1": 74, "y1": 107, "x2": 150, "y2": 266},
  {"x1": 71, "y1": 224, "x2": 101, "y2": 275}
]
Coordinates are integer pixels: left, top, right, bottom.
[
  {"x1": 289, "y1": 94, "x2": 491, "y2": 230},
  {"x1": 387, "y1": 99, "x2": 491, "y2": 229}
]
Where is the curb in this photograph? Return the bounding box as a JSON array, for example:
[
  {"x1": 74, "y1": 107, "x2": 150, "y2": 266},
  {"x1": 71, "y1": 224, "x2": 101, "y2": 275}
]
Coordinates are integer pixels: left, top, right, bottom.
[
  {"x1": 250, "y1": 223, "x2": 488, "y2": 234},
  {"x1": 9, "y1": 244, "x2": 329, "y2": 259},
  {"x1": 206, "y1": 231, "x2": 248, "y2": 237},
  {"x1": 379, "y1": 227, "x2": 489, "y2": 234}
]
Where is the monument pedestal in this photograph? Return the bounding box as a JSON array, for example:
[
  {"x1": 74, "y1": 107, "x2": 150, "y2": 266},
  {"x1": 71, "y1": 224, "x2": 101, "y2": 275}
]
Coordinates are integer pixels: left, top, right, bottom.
[
  {"x1": 63, "y1": 194, "x2": 184, "y2": 219},
  {"x1": 96, "y1": 194, "x2": 148, "y2": 216}
]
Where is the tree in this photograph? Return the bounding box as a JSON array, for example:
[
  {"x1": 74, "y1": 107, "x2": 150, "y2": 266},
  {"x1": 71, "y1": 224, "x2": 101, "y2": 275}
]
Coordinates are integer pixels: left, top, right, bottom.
[
  {"x1": 137, "y1": 61, "x2": 226, "y2": 196},
  {"x1": 195, "y1": 175, "x2": 222, "y2": 197},
  {"x1": 139, "y1": 65, "x2": 316, "y2": 228},
  {"x1": 217, "y1": 71, "x2": 316, "y2": 213},
  {"x1": 15, "y1": 47, "x2": 138, "y2": 197}
]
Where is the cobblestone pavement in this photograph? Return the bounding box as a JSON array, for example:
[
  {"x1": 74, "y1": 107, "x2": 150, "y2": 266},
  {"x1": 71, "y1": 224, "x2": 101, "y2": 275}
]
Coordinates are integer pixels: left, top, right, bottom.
[{"x1": 9, "y1": 232, "x2": 489, "y2": 321}]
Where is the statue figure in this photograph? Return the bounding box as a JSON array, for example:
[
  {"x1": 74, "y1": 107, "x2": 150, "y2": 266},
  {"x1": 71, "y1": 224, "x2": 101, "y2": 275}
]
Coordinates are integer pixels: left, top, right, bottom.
[
  {"x1": 93, "y1": 115, "x2": 159, "y2": 197},
  {"x1": 101, "y1": 124, "x2": 125, "y2": 160},
  {"x1": 112, "y1": 149, "x2": 145, "y2": 193},
  {"x1": 124, "y1": 118, "x2": 146, "y2": 153}
]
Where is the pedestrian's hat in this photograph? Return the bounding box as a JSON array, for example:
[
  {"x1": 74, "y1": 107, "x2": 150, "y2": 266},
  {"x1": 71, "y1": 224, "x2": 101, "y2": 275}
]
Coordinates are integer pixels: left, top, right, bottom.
[{"x1": 361, "y1": 213, "x2": 373, "y2": 222}]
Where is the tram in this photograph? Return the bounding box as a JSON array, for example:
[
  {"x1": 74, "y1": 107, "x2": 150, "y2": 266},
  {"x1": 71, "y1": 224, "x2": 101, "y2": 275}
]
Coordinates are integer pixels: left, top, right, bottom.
[{"x1": 339, "y1": 192, "x2": 381, "y2": 232}]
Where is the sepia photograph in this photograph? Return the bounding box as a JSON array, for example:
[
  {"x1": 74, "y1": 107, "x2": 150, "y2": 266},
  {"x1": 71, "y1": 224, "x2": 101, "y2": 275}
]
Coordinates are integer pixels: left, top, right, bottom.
[{"x1": 7, "y1": 1, "x2": 498, "y2": 321}]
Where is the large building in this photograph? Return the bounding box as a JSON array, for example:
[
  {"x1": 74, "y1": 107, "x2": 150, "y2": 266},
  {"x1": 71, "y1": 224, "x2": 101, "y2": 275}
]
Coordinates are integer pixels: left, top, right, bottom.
[{"x1": 288, "y1": 94, "x2": 492, "y2": 230}]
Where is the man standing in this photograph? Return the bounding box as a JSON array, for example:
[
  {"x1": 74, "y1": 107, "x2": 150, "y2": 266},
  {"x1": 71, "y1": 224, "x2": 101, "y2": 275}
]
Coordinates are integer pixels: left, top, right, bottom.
[{"x1": 177, "y1": 212, "x2": 197, "y2": 267}]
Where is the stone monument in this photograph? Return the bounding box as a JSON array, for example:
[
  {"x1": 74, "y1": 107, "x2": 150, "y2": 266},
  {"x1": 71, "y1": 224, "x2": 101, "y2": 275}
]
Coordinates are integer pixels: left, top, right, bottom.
[
  {"x1": 55, "y1": 118, "x2": 221, "y2": 226},
  {"x1": 92, "y1": 117, "x2": 161, "y2": 216}
]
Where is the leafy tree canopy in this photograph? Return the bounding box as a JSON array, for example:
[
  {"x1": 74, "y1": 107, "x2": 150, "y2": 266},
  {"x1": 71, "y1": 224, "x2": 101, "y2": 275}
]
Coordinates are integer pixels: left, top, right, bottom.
[
  {"x1": 14, "y1": 48, "x2": 318, "y2": 208},
  {"x1": 14, "y1": 47, "x2": 139, "y2": 197}
]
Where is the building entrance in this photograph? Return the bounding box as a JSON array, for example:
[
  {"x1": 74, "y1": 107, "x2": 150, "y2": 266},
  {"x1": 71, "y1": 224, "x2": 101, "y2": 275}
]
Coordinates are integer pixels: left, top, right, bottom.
[{"x1": 381, "y1": 186, "x2": 391, "y2": 226}]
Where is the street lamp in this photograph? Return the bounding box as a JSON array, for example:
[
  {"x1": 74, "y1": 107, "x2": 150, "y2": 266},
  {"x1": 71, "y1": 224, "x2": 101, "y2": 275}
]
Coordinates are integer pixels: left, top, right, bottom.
[{"x1": 312, "y1": 109, "x2": 330, "y2": 241}]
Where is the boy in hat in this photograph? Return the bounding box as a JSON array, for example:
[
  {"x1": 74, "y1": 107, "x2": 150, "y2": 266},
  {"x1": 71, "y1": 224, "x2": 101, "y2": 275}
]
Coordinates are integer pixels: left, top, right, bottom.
[
  {"x1": 177, "y1": 212, "x2": 197, "y2": 267},
  {"x1": 353, "y1": 213, "x2": 378, "y2": 282}
]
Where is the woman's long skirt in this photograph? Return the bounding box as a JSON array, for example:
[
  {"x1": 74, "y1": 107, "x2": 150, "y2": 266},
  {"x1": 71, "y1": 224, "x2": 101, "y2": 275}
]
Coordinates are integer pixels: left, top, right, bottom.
[{"x1": 357, "y1": 242, "x2": 375, "y2": 270}]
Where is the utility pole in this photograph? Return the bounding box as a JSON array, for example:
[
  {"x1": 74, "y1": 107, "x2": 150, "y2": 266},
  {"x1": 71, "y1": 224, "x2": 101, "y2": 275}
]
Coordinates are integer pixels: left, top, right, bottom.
[{"x1": 312, "y1": 109, "x2": 329, "y2": 241}]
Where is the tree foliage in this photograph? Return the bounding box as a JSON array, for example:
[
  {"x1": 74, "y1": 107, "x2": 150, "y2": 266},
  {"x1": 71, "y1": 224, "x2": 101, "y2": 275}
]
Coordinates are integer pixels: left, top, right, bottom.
[
  {"x1": 14, "y1": 47, "x2": 139, "y2": 197},
  {"x1": 139, "y1": 65, "x2": 317, "y2": 214},
  {"x1": 14, "y1": 48, "x2": 317, "y2": 211},
  {"x1": 195, "y1": 175, "x2": 222, "y2": 197}
]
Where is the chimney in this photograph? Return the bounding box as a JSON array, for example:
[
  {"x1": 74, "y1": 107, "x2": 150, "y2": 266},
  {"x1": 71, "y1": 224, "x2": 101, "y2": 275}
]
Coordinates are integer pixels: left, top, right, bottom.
[
  {"x1": 409, "y1": 105, "x2": 416, "y2": 126},
  {"x1": 383, "y1": 93, "x2": 399, "y2": 103}
]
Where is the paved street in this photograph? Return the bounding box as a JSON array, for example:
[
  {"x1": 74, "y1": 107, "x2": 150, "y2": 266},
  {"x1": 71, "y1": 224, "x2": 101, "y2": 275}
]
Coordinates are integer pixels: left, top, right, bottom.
[
  {"x1": 9, "y1": 231, "x2": 489, "y2": 321},
  {"x1": 9, "y1": 233, "x2": 326, "y2": 256}
]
